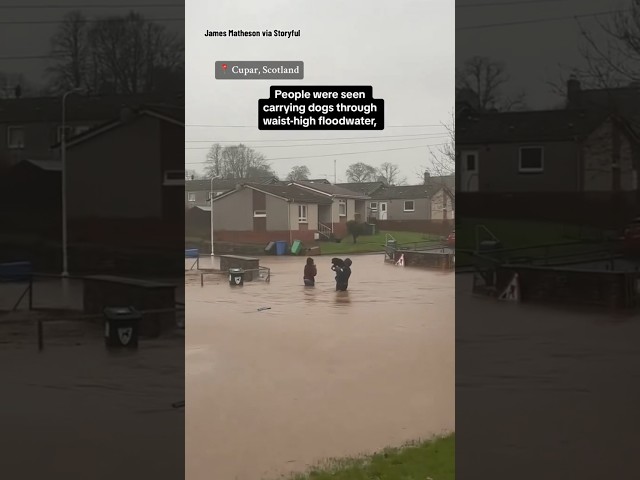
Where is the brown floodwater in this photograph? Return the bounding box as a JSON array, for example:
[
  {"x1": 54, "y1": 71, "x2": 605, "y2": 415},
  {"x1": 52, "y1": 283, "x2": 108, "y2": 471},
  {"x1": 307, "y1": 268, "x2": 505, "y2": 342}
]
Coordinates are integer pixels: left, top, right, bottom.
[
  {"x1": 185, "y1": 253, "x2": 454, "y2": 480},
  {"x1": 456, "y1": 273, "x2": 640, "y2": 480}
]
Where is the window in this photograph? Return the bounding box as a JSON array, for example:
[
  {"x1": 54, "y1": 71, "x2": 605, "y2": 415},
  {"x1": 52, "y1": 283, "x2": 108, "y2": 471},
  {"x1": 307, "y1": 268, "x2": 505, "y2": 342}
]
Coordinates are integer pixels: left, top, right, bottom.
[
  {"x1": 404, "y1": 200, "x2": 415, "y2": 212},
  {"x1": 253, "y1": 210, "x2": 267, "y2": 217},
  {"x1": 338, "y1": 199, "x2": 346, "y2": 216},
  {"x1": 370, "y1": 202, "x2": 378, "y2": 211},
  {"x1": 298, "y1": 205, "x2": 308, "y2": 223},
  {"x1": 163, "y1": 170, "x2": 185, "y2": 186},
  {"x1": 188, "y1": 192, "x2": 196, "y2": 202},
  {"x1": 7, "y1": 126, "x2": 25, "y2": 149},
  {"x1": 519, "y1": 147, "x2": 544, "y2": 173},
  {"x1": 466, "y1": 153, "x2": 477, "y2": 171}
]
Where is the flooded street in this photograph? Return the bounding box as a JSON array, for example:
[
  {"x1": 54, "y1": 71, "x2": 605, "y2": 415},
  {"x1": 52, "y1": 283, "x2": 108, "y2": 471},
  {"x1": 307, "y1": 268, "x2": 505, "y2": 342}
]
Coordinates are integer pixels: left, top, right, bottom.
[
  {"x1": 456, "y1": 274, "x2": 640, "y2": 480},
  {"x1": 185, "y1": 253, "x2": 454, "y2": 480}
]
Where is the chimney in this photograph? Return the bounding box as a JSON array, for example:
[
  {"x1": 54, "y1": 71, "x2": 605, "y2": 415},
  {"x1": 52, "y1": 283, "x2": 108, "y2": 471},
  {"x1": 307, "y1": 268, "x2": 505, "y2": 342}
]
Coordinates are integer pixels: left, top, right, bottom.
[
  {"x1": 424, "y1": 171, "x2": 430, "y2": 184},
  {"x1": 567, "y1": 74, "x2": 581, "y2": 108}
]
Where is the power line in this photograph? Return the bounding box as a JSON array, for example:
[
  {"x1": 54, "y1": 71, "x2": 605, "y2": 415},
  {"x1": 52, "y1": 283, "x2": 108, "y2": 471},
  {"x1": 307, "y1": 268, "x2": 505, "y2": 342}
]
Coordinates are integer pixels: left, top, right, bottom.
[
  {"x1": 184, "y1": 132, "x2": 448, "y2": 143},
  {"x1": 457, "y1": 0, "x2": 566, "y2": 8},
  {"x1": 186, "y1": 123, "x2": 444, "y2": 128},
  {"x1": 184, "y1": 143, "x2": 448, "y2": 163},
  {"x1": 184, "y1": 136, "x2": 449, "y2": 148},
  {"x1": 457, "y1": 9, "x2": 626, "y2": 30},
  {"x1": 0, "y1": 3, "x2": 183, "y2": 8},
  {"x1": 0, "y1": 17, "x2": 184, "y2": 25}
]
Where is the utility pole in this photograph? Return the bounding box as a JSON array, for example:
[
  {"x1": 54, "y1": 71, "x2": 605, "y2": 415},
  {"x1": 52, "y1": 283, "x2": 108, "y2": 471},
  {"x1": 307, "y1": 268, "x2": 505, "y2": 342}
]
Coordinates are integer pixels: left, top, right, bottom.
[{"x1": 334, "y1": 159, "x2": 337, "y2": 184}]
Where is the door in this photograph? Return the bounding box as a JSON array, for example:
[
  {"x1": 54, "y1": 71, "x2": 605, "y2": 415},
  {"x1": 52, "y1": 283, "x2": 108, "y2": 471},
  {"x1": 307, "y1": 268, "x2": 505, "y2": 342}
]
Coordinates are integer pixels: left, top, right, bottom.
[
  {"x1": 460, "y1": 151, "x2": 479, "y2": 192},
  {"x1": 379, "y1": 202, "x2": 388, "y2": 220}
]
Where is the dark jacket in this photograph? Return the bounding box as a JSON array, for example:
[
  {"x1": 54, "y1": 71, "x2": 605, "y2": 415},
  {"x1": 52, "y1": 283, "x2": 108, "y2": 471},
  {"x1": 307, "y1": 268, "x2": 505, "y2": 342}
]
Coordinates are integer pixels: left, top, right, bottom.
[{"x1": 304, "y1": 264, "x2": 317, "y2": 280}]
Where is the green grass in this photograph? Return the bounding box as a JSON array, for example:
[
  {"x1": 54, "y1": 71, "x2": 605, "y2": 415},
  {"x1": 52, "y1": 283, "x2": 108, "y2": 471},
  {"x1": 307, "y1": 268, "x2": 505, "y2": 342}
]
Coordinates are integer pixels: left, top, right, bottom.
[
  {"x1": 278, "y1": 434, "x2": 454, "y2": 480},
  {"x1": 319, "y1": 231, "x2": 440, "y2": 255},
  {"x1": 455, "y1": 218, "x2": 611, "y2": 267}
]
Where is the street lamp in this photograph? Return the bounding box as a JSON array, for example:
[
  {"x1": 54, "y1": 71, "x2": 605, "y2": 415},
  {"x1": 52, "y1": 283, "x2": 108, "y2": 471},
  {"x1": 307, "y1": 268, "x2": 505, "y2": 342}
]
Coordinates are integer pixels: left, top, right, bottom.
[
  {"x1": 61, "y1": 87, "x2": 83, "y2": 277},
  {"x1": 210, "y1": 175, "x2": 221, "y2": 256}
]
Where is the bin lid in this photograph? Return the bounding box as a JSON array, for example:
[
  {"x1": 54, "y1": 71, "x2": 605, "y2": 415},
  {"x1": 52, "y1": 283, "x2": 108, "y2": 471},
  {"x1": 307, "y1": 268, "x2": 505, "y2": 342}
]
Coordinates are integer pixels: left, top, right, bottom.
[
  {"x1": 103, "y1": 306, "x2": 141, "y2": 320},
  {"x1": 229, "y1": 268, "x2": 244, "y2": 274}
]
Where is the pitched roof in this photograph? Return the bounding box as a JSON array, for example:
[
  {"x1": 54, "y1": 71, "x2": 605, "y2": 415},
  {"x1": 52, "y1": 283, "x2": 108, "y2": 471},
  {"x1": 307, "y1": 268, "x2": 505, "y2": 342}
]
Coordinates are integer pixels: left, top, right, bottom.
[
  {"x1": 292, "y1": 181, "x2": 370, "y2": 199},
  {"x1": 336, "y1": 181, "x2": 386, "y2": 195},
  {"x1": 370, "y1": 184, "x2": 439, "y2": 200},
  {"x1": 58, "y1": 106, "x2": 184, "y2": 148},
  {"x1": 212, "y1": 183, "x2": 333, "y2": 205},
  {"x1": 426, "y1": 174, "x2": 455, "y2": 191},
  {"x1": 457, "y1": 109, "x2": 609, "y2": 145},
  {"x1": 186, "y1": 176, "x2": 279, "y2": 192},
  {"x1": 0, "y1": 93, "x2": 183, "y2": 124}
]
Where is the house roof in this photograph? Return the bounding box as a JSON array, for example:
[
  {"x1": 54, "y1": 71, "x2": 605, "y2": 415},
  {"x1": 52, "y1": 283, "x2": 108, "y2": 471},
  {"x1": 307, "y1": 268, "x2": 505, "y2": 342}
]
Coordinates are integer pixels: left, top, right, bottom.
[
  {"x1": 212, "y1": 183, "x2": 333, "y2": 205},
  {"x1": 426, "y1": 174, "x2": 455, "y2": 191},
  {"x1": 0, "y1": 93, "x2": 183, "y2": 124},
  {"x1": 57, "y1": 106, "x2": 184, "y2": 149},
  {"x1": 291, "y1": 181, "x2": 370, "y2": 199},
  {"x1": 370, "y1": 184, "x2": 441, "y2": 200},
  {"x1": 335, "y1": 181, "x2": 386, "y2": 195},
  {"x1": 186, "y1": 176, "x2": 279, "y2": 192},
  {"x1": 457, "y1": 109, "x2": 610, "y2": 145}
]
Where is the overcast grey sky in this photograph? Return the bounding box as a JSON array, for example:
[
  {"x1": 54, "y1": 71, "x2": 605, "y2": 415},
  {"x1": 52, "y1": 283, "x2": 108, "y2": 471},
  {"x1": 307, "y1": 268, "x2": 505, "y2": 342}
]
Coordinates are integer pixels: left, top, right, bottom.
[
  {"x1": 457, "y1": 0, "x2": 627, "y2": 109},
  {"x1": 0, "y1": 1, "x2": 183, "y2": 91},
  {"x1": 186, "y1": 0, "x2": 454, "y2": 183}
]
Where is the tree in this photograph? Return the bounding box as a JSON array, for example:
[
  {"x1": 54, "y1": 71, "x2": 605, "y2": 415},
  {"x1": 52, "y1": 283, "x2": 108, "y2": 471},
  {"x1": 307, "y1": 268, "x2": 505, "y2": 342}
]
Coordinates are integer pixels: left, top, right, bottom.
[
  {"x1": 47, "y1": 11, "x2": 89, "y2": 92},
  {"x1": 203, "y1": 143, "x2": 275, "y2": 179},
  {"x1": 286, "y1": 165, "x2": 310, "y2": 181},
  {"x1": 421, "y1": 110, "x2": 455, "y2": 181},
  {"x1": 377, "y1": 162, "x2": 405, "y2": 185},
  {"x1": 456, "y1": 56, "x2": 526, "y2": 112},
  {"x1": 571, "y1": 2, "x2": 640, "y2": 88},
  {"x1": 346, "y1": 162, "x2": 377, "y2": 183},
  {"x1": 47, "y1": 11, "x2": 183, "y2": 94},
  {"x1": 204, "y1": 143, "x2": 224, "y2": 178},
  {"x1": 346, "y1": 220, "x2": 365, "y2": 244}
]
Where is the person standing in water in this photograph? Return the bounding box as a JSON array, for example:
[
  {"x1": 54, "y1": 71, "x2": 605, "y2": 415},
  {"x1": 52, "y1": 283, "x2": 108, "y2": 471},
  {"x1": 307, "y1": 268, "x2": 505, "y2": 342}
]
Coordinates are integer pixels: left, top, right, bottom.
[
  {"x1": 332, "y1": 257, "x2": 350, "y2": 291},
  {"x1": 303, "y1": 257, "x2": 317, "y2": 286}
]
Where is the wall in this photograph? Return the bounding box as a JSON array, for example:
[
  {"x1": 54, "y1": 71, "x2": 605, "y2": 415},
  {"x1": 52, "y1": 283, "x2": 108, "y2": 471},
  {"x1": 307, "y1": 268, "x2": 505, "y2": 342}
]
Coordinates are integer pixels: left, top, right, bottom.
[
  {"x1": 318, "y1": 204, "x2": 332, "y2": 224},
  {"x1": 214, "y1": 229, "x2": 317, "y2": 245},
  {"x1": 430, "y1": 189, "x2": 454, "y2": 220},
  {"x1": 289, "y1": 202, "x2": 319, "y2": 230},
  {"x1": 497, "y1": 265, "x2": 639, "y2": 310},
  {"x1": 212, "y1": 188, "x2": 253, "y2": 230},
  {"x1": 374, "y1": 219, "x2": 452, "y2": 235},
  {"x1": 457, "y1": 191, "x2": 639, "y2": 230},
  {"x1": 458, "y1": 141, "x2": 579, "y2": 193},
  {"x1": 386, "y1": 197, "x2": 430, "y2": 220},
  {"x1": 266, "y1": 195, "x2": 290, "y2": 230},
  {"x1": 582, "y1": 118, "x2": 637, "y2": 191},
  {"x1": 66, "y1": 115, "x2": 161, "y2": 218}
]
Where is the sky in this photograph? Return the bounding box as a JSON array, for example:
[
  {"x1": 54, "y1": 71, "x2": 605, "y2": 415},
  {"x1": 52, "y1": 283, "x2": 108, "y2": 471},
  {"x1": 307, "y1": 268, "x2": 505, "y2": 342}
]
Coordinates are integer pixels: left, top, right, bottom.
[
  {"x1": 0, "y1": 1, "x2": 184, "y2": 91},
  {"x1": 185, "y1": 0, "x2": 455, "y2": 184},
  {"x1": 456, "y1": 0, "x2": 629, "y2": 110}
]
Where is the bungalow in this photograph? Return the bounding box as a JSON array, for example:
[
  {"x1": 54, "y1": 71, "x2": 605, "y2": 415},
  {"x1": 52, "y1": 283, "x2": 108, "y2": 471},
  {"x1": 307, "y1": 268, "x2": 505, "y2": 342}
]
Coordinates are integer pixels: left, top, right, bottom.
[
  {"x1": 289, "y1": 181, "x2": 370, "y2": 237},
  {"x1": 210, "y1": 182, "x2": 333, "y2": 244},
  {"x1": 185, "y1": 176, "x2": 280, "y2": 207},
  {"x1": 368, "y1": 182, "x2": 454, "y2": 222}
]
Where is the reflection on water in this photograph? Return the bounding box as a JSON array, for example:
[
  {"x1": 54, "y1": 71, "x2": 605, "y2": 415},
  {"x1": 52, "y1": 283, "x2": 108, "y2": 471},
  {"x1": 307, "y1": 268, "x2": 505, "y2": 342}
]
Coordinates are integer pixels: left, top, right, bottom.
[{"x1": 186, "y1": 253, "x2": 454, "y2": 480}]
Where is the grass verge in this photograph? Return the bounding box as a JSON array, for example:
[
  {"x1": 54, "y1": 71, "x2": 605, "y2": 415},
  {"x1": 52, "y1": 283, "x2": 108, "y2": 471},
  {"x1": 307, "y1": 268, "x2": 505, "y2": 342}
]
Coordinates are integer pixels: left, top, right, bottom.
[
  {"x1": 279, "y1": 434, "x2": 454, "y2": 480},
  {"x1": 319, "y1": 231, "x2": 439, "y2": 255}
]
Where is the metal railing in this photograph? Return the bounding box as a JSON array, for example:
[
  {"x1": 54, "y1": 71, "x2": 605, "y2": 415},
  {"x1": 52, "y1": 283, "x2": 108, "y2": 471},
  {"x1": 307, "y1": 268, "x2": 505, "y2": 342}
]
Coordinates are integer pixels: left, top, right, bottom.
[{"x1": 318, "y1": 222, "x2": 332, "y2": 239}]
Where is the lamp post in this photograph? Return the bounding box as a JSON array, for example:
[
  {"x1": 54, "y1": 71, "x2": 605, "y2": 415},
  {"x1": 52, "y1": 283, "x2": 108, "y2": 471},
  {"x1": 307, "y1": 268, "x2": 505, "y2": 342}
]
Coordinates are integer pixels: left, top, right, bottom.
[
  {"x1": 210, "y1": 175, "x2": 221, "y2": 256},
  {"x1": 61, "y1": 88, "x2": 83, "y2": 277}
]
